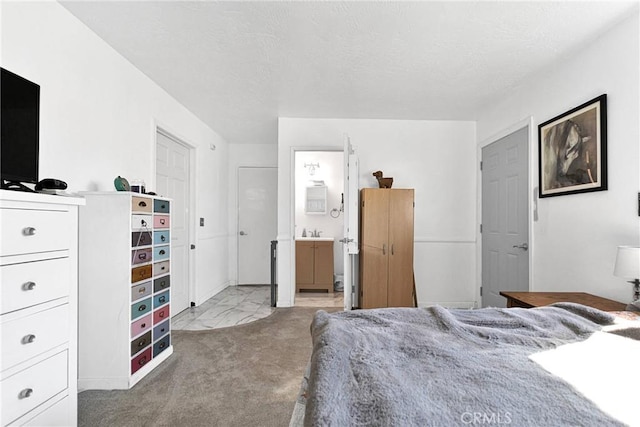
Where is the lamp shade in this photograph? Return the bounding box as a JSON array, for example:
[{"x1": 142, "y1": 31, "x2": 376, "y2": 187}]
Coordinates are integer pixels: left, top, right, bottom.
[{"x1": 614, "y1": 246, "x2": 640, "y2": 278}]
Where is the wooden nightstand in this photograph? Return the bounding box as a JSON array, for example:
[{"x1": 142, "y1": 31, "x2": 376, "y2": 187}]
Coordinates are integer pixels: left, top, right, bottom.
[{"x1": 500, "y1": 291, "x2": 627, "y2": 312}]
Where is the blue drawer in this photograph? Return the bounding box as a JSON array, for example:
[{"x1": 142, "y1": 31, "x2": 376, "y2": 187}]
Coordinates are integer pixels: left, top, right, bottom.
[
  {"x1": 153, "y1": 290, "x2": 170, "y2": 308},
  {"x1": 153, "y1": 319, "x2": 170, "y2": 340},
  {"x1": 154, "y1": 199, "x2": 170, "y2": 213},
  {"x1": 153, "y1": 334, "x2": 171, "y2": 357},
  {"x1": 154, "y1": 230, "x2": 170, "y2": 245},
  {"x1": 154, "y1": 245, "x2": 170, "y2": 261},
  {"x1": 131, "y1": 297, "x2": 152, "y2": 320}
]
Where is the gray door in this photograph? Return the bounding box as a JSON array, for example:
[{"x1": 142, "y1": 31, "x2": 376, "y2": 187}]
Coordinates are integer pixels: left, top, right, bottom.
[{"x1": 482, "y1": 127, "x2": 529, "y2": 307}]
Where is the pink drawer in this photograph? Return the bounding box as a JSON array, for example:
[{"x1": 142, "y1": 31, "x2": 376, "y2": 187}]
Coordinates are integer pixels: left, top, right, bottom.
[
  {"x1": 131, "y1": 347, "x2": 152, "y2": 375},
  {"x1": 131, "y1": 314, "x2": 152, "y2": 337},
  {"x1": 153, "y1": 215, "x2": 170, "y2": 229},
  {"x1": 153, "y1": 305, "x2": 170, "y2": 324}
]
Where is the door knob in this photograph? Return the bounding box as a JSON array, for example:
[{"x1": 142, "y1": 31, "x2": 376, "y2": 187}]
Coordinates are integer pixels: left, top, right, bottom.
[
  {"x1": 239, "y1": 231, "x2": 248, "y2": 236},
  {"x1": 513, "y1": 243, "x2": 528, "y2": 251}
]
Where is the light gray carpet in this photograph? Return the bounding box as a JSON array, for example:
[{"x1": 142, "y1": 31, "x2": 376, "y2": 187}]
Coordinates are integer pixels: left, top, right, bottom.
[{"x1": 79, "y1": 307, "x2": 335, "y2": 427}]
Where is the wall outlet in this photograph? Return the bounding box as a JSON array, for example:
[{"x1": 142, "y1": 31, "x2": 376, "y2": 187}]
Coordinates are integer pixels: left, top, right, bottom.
[{"x1": 200, "y1": 217, "x2": 204, "y2": 226}]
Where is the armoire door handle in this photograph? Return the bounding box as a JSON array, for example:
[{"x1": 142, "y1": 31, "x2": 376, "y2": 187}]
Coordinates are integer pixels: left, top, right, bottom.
[{"x1": 382, "y1": 244, "x2": 386, "y2": 255}]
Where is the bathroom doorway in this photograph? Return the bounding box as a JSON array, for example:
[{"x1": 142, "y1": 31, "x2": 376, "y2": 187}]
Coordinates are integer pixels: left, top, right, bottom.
[{"x1": 293, "y1": 150, "x2": 344, "y2": 308}]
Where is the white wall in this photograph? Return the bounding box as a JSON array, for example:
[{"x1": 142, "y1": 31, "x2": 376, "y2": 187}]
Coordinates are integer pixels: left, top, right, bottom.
[
  {"x1": 227, "y1": 144, "x2": 278, "y2": 284},
  {"x1": 278, "y1": 118, "x2": 477, "y2": 307},
  {"x1": 294, "y1": 151, "x2": 345, "y2": 275},
  {"x1": 2, "y1": 1, "x2": 231, "y2": 306},
  {"x1": 476, "y1": 12, "x2": 640, "y2": 303}
]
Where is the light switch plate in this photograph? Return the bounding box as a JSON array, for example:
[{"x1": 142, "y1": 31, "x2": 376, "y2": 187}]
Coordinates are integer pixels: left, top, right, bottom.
[{"x1": 200, "y1": 218, "x2": 204, "y2": 226}]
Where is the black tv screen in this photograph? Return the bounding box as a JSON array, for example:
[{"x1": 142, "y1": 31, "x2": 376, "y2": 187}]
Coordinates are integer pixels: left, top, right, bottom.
[{"x1": 1, "y1": 68, "x2": 40, "y2": 186}]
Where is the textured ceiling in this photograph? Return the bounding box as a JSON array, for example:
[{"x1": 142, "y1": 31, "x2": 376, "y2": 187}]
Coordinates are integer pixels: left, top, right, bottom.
[{"x1": 61, "y1": 1, "x2": 638, "y2": 144}]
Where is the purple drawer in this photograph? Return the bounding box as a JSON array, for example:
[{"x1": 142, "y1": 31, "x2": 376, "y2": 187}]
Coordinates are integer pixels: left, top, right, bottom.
[{"x1": 131, "y1": 248, "x2": 152, "y2": 265}]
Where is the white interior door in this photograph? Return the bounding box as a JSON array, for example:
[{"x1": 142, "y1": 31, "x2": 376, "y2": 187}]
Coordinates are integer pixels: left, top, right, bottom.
[
  {"x1": 481, "y1": 127, "x2": 529, "y2": 307},
  {"x1": 342, "y1": 135, "x2": 359, "y2": 310},
  {"x1": 238, "y1": 167, "x2": 277, "y2": 285},
  {"x1": 156, "y1": 130, "x2": 191, "y2": 315}
]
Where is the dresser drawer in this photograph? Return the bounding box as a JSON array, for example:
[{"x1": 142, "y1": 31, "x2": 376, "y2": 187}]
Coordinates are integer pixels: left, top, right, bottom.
[
  {"x1": 131, "y1": 196, "x2": 153, "y2": 213},
  {"x1": 1, "y1": 350, "x2": 68, "y2": 427},
  {"x1": 131, "y1": 248, "x2": 152, "y2": 265},
  {"x1": 153, "y1": 305, "x2": 170, "y2": 324},
  {"x1": 131, "y1": 264, "x2": 153, "y2": 284},
  {"x1": 131, "y1": 231, "x2": 153, "y2": 247},
  {"x1": 1, "y1": 257, "x2": 69, "y2": 315},
  {"x1": 130, "y1": 330, "x2": 152, "y2": 356},
  {"x1": 131, "y1": 281, "x2": 152, "y2": 301},
  {"x1": 153, "y1": 245, "x2": 170, "y2": 261},
  {"x1": 153, "y1": 199, "x2": 170, "y2": 213},
  {"x1": 153, "y1": 230, "x2": 170, "y2": 245},
  {"x1": 153, "y1": 334, "x2": 171, "y2": 357},
  {"x1": 153, "y1": 214, "x2": 170, "y2": 229},
  {"x1": 131, "y1": 298, "x2": 152, "y2": 320},
  {"x1": 131, "y1": 214, "x2": 152, "y2": 230},
  {"x1": 153, "y1": 261, "x2": 170, "y2": 277},
  {"x1": 153, "y1": 290, "x2": 170, "y2": 308},
  {"x1": 131, "y1": 314, "x2": 152, "y2": 337},
  {"x1": 153, "y1": 275, "x2": 171, "y2": 292},
  {"x1": 131, "y1": 347, "x2": 152, "y2": 375},
  {"x1": 21, "y1": 394, "x2": 71, "y2": 427},
  {"x1": 1, "y1": 208, "x2": 72, "y2": 257},
  {"x1": 153, "y1": 320, "x2": 170, "y2": 340},
  {"x1": 1, "y1": 304, "x2": 69, "y2": 370}
]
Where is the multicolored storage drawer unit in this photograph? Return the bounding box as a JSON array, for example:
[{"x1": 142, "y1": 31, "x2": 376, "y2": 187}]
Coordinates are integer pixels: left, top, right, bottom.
[{"x1": 78, "y1": 192, "x2": 173, "y2": 390}]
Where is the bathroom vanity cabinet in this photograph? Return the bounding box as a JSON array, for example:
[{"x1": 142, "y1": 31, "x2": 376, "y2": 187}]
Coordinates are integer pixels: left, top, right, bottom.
[{"x1": 295, "y1": 239, "x2": 334, "y2": 293}]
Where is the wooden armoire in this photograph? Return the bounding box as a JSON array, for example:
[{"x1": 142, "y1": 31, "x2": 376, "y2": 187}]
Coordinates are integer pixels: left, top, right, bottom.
[{"x1": 359, "y1": 188, "x2": 414, "y2": 309}]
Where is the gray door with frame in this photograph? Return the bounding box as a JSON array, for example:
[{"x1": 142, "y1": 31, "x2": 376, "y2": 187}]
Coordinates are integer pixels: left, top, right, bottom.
[{"x1": 482, "y1": 127, "x2": 529, "y2": 307}]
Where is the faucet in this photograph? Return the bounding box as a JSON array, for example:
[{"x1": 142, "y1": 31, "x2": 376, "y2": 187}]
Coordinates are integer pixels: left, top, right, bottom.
[{"x1": 312, "y1": 229, "x2": 322, "y2": 237}]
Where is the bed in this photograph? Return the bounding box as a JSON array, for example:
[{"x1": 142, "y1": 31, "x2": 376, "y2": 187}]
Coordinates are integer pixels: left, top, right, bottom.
[{"x1": 294, "y1": 303, "x2": 640, "y2": 426}]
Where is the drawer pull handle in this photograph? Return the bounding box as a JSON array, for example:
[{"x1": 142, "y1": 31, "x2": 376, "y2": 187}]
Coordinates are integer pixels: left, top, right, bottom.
[
  {"x1": 19, "y1": 388, "x2": 33, "y2": 399},
  {"x1": 139, "y1": 201, "x2": 147, "y2": 207},
  {"x1": 160, "y1": 281, "x2": 166, "y2": 287},
  {"x1": 138, "y1": 356, "x2": 148, "y2": 366},
  {"x1": 139, "y1": 287, "x2": 146, "y2": 293},
  {"x1": 161, "y1": 266, "x2": 166, "y2": 271},
  {"x1": 161, "y1": 204, "x2": 166, "y2": 209},
  {"x1": 161, "y1": 235, "x2": 166, "y2": 242},
  {"x1": 159, "y1": 296, "x2": 166, "y2": 303},
  {"x1": 159, "y1": 250, "x2": 166, "y2": 255},
  {"x1": 139, "y1": 304, "x2": 147, "y2": 311},
  {"x1": 141, "y1": 323, "x2": 146, "y2": 328},
  {"x1": 159, "y1": 312, "x2": 165, "y2": 318},
  {"x1": 160, "y1": 328, "x2": 166, "y2": 333},
  {"x1": 22, "y1": 227, "x2": 37, "y2": 236},
  {"x1": 138, "y1": 339, "x2": 147, "y2": 347},
  {"x1": 140, "y1": 219, "x2": 147, "y2": 227},
  {"x1": 159, "y1": 342, "x2": 166, "y2": 349},
  {"x1": 138, "y1": 253, "x2": 147, "y2": 260},
  {"x1": 22, "y1": 281, "x2": 37, "y2": 291},
  {"x1": 160, "y1": 218, "x2": 166, "y2": 225},
  {"x1": 22, "y1": 334, "x2": 36, "y2": 344}
]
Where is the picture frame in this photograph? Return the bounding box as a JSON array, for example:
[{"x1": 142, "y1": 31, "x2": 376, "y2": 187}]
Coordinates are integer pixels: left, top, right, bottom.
[{"x1": 538, "y1": 94, "x2": 607, "y2": 198}]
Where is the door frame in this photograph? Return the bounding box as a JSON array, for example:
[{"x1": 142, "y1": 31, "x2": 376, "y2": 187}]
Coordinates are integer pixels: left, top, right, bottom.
[
  {"x1": 476, "y1": 117, "x2": 535, "y2": 306},
  {"x1": 152, "y1": 121, "x2": 196, "y2": 309},
  {"x1": 288, "y1": 146, "x2": 344, "y2": 308},
  {"x1": 236, "y1": 166, "x2": 278, "y2": 285}
]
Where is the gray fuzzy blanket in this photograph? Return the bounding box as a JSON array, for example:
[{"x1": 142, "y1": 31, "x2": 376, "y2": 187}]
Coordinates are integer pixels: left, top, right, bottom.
[{"x1": 305, "y1": 303, "x2": 626, "y2": 426}]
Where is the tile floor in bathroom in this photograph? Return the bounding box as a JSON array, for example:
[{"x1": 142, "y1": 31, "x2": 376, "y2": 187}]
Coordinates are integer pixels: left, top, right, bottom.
[{"x1": 172, "y1": 285, "x2": 343, "y2": 331}]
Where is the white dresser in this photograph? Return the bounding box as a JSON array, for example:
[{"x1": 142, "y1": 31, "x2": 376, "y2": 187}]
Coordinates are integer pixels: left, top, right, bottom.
[
  {"x1": 0, "y1": 190, "x2": 84, "y2": 427},
  {"x1": 78, "y1": 192, "x2": 173, "y2": 390}
]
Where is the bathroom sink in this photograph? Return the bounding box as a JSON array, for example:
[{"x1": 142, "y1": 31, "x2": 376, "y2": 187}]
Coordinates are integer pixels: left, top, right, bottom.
[{"x1": 296, "y1": 237, "x2": 334, "y2": 241}]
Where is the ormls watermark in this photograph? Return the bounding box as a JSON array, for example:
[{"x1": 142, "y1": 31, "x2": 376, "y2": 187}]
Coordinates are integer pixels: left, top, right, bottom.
[{"x1": 460, "y1": 411, "x2": 512, "y2": 425}]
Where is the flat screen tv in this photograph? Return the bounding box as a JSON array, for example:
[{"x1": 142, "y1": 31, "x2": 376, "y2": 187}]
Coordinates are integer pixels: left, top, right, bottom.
[{"x1": 1, "y1": 68, "x2": 40, "y2": 191}]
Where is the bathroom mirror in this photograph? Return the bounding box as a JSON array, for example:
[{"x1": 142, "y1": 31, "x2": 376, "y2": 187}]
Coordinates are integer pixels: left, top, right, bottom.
[{"x1": 305, "y1": 185, "x2": 327, "y2": 214}]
